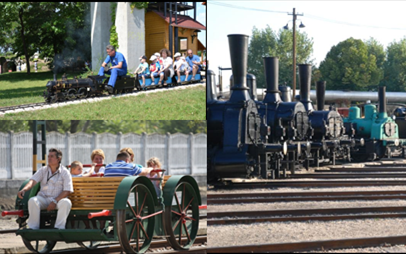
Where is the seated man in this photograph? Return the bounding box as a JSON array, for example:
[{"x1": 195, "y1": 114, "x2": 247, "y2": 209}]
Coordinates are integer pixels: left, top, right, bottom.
[
  {"x1": 104, "y1": 152, "x2": 155, "y2": 177},
  {"x1": 98, "y1": 45, "x2": 128, "y2": 93},
  {"x1": 185, "y1": 49, "x2": 201, "y2": 81},
  {"x1": 17, "y1": 148, "x2": 73, "y2": 229}
]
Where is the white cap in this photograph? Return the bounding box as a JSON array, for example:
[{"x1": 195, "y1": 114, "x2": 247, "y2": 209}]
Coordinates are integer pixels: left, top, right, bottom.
[
  {"x1": 150, "y1": 55, "x2": 157, "y2": 61},
  {"x1": 174, "y1": 52, "x2": 181, "y2": 58},
  {"x1": 154, "y1": 52, "x2": 160, "y2": 57}
]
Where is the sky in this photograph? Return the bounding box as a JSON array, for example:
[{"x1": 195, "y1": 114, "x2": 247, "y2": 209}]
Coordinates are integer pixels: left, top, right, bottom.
[
  {"x1": 208, "y1": 1, "x2": 406, "y2": 80},
  {"x1": 185, "y1": 2, "x2": 206, "y2": 48}
]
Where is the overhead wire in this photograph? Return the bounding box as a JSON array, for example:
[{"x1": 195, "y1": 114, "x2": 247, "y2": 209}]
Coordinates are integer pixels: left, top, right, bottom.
[{"x1": 209, "y1": 1, "x2": 406, "y2": 31}]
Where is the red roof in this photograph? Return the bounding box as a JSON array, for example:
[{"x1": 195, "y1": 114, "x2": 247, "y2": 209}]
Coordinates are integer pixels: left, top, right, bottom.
[{"x1": 152, "y1": 10, "x2": 206, "y2": 31}]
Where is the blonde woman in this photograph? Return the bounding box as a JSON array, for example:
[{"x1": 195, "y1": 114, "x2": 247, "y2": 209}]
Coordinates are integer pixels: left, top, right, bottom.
[{"x1": 90, "y1": 149, "x2": 105, "y2": 176}]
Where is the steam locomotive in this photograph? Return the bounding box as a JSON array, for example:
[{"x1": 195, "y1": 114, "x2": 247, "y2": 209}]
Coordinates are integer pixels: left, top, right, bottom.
[{"x1": 43, "y1": 69, "x2": 203, "y2": 103}]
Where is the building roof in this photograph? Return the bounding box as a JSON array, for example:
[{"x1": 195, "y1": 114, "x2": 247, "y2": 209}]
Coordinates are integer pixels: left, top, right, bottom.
[
  {"x1": 152, "y1": 10, "x2": 206, "y2": 31},
  {"x1": 198, "y1": 39, "x2": 206, "y2": 51}
]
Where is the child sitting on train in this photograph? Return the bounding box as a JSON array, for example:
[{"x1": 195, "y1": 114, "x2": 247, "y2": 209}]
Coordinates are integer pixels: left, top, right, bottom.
[
  {"x1": 149, "y1": 55, "x2": 161, "y2": 83},
  {"x1": 173, "y1": 52, "x2": 191, "y2": 84},
  {"x1": 134, "y1": 55, "x2": 150, "y2": 87},
  {"x1": 70, "y1": 161, "x2": 95, "y2": 177},
  {"x1": 154, "y1": 52, "x2": 164, "y2": 71},
  {"x1": 146, "y1": 157, "x2": 163, "y2": 197}
]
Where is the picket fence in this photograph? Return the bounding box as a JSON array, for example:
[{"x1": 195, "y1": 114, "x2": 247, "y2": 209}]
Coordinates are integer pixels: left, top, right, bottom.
[{"x1": 0, "y1": 132, "x2": 207, "y2": 179}]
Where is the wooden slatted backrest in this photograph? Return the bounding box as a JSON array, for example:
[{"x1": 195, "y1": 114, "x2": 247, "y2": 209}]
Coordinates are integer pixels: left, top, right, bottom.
[{"x1": 69, "y1": 177, "x2": 124, "y2": 210}]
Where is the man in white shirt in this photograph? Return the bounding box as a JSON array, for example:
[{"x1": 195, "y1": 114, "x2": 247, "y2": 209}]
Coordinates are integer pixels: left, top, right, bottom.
[{"x1": 18, "y1": 148, "x2": 73, "y2": 229}]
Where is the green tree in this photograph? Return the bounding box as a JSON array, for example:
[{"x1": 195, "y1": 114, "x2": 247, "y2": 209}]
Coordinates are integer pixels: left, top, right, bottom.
[
  {"x1": 381, "y1": 38, "x2": 406, "y2": 92},
  {"x1": 319, "y1": 37, "x2": 381, "y2": 91},
  {"x1": 364, "y1": 37, "x2": 385, "y2": 88},
  {"x1": 247, "y1": 25, "x2": 314, "y2": 88}
]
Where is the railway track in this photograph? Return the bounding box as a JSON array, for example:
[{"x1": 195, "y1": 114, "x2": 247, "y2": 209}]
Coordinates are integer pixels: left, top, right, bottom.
[
  {"x1": 207, "y1": 235, "x2": 406, "y2": 253},
  {"x1": 208, "y1": 190, "x2": 406, "y2": 204},
  {"x1": 208, "y1": 206, "x2": 406, "y2": 225},
  {"x1": 0, "y1": 82, "x2": 205, "y2": 115},
  {"x1": 208, "y1": 161, "x2": 406, "y2": 252}
]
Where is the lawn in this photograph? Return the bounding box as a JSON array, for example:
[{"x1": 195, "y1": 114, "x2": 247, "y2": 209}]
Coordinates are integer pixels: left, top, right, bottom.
[
  {"x1": 0, "y1": 71, "x2": 206, "y2": 119},
  {"x1": 1, "y1": 86, "x2": 206, "y2": 120}
]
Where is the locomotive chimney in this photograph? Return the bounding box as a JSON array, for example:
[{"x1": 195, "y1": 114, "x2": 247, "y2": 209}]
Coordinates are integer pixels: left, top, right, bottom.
[
  {"x1": 379, "y1": 86, "x2": 387, "y2": 114},
  {"x1": 228, "y1": 34, "x2": 251, "y2": 102},
  {"x1": 53, "y1": 74, "x2": 56, "y2": 81},
  {"x1": 263, "y1": 57, "x2": 282, "y2": 104},
  {"x1": 207, "y1": 70, "x2": 217, "y2": 102},
  {"x1": 298, "y1": 64, "x2": 314, "y2": 111},
  {"x1": 316, "y1": 81, "x2": 326, "y2": 111}
]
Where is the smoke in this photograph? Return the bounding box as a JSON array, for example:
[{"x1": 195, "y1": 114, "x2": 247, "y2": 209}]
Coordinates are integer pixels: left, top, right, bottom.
[{"x1": 53, "y1": 6, "x2": 91, "y2": 74}]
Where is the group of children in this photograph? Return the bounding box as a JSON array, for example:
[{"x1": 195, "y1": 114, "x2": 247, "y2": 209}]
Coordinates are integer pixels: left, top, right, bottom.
[{"x1": 134, "y1": 52, "x2": 193, "y2": 86}]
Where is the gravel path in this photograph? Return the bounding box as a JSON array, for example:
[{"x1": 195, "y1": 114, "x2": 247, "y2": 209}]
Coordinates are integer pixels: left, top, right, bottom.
[
  {"x1": 208, "y1": 218, "x2": 406, "y2": 247},
  {"x1": 209, "y1": 200, "x2": 406, "y2": 212},
  {"x1": 208, "y1": 185, "x2": 406, "y2": 194},
  {"x1": 303, "y1": 245, "x2": 406, "y2": 253}
]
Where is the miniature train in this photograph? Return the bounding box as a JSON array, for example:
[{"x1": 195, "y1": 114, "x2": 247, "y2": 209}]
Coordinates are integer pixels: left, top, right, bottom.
[{"x1": 43, "y1": 70, "x2": 203, "y2": 103}]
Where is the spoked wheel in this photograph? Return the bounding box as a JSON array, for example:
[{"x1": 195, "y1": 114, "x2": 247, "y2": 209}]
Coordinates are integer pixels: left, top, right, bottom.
[
  {"x1": 22, "y1": 238, "x2": 57, "y2": 253},
  {"x1": 76, "y1": 241, "x2": 100, "y2": 249},
  {"x1": 164, "y1": 181, "x2": 199, "y2": 250},
  {"x1": 116, "y1": 183, "x2": 158, "y2": 253}
]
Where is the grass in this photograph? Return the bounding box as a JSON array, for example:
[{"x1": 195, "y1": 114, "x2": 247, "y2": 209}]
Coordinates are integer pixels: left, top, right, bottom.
[
  {"x1": 0, "y1": 71, "x2": 206, "y2": 119},
  {"x1": 1, "y1": 86, "x2": 206, "y2": 120}
]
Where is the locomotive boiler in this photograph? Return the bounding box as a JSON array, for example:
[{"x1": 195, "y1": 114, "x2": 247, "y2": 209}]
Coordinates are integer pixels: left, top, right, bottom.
[{"x1": 207, "y1": 34, "x2": 288, "y2": 182}]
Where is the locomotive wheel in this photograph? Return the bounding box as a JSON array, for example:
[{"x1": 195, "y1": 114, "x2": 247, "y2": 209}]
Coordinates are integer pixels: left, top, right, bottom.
[
  {"x1": 164, "y1": 181, "x2": 199, "y2": 250},
  {"x1": 67, "y1": 89, "x2": 77, "y2": 101},
  {"x1": 76, "y1": 241, "x2": 100, "y2": 249},
  {"x1": 22, "y1": 238, "x2": 57, "y2": 253},
  {"x1": 77, "y1": 87, "x2": 88, "y2": 99},
  {"x1": 116, "y1": 183, "x2": 156, "y2": 253}
]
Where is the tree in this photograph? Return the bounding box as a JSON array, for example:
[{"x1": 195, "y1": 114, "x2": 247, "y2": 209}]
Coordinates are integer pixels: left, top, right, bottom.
[
  {"x1": 381, "y1": 38, "x2": 406, "y2": 92},
  {"x1": 247, "y1": 25, "x2": 314, "y2": 88},
  {"x1": 364, "y1": 37, "x2": 385, "y2": 88},
  {"x1": 319, "y1": 37, "x2": 381, "y2": 91}
]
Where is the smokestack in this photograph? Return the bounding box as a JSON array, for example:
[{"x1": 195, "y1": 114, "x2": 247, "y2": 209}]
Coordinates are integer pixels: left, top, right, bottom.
[
  {"x1": 279, "y1": 85, "x2": 291, "y2": 102},
  {"x1": 229, "y1": 73, "x2": 258, "y2": 100},
  {"x1": 316, "y1": 81, "x2": 326, "y2": 111},
  {"x1": 228, "y1": 34, "x2": 250, "y2": 102},
  {"x1": 298, "y1": 64, "x2": 313, "y2": 111},
  {"x1": 263, "y1": 57, "x2": 281, "y2": 104},
  {"x1": 53, "y1": 74, "x2": 56, "y2": 81},
  {"x1": 207, "y1": 70, "x2": 217, "y2": 102},
  {"x1": 379, "y1": 86, "x2": 386, "y2": 114}
]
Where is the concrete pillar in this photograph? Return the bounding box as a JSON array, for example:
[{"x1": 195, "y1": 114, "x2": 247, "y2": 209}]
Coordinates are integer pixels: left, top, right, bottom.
[
  {"x1": 91, "y1": 2, "x2": 113, "y2": 72},
  {"x1": 115, "y1": 2, "x2": 145, "y2": 73}
]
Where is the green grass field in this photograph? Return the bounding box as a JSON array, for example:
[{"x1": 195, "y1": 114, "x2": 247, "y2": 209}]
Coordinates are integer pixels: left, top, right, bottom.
[{"x1": 0, "y1": 71, "x2": 206, "y2": 120}]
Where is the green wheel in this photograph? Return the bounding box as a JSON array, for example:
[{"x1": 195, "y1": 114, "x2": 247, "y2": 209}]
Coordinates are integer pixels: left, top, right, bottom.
[
  {"x1": 116, "y1": 183, "x2": 157, "y2": 253},
  {"x1": 22, "y1": 238, "x2": 57, "y2": 253},
  {"x1": 164, "y1": 181, "x2": 199, "y2": 250}
]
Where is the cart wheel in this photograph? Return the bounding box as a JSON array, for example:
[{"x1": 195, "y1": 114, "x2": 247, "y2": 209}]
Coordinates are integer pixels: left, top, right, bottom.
[
  {"x1": 164, "y1": 181, "x2": 199, "y2": 250},
  {"x1": 116, "y1": 183, "x2": 157, "y2": 253},
  {"x1": 22, "y1": 238, "x2": 57, "y2": 253},
  {"x1": 76, "y1": 241, "x2": 100, "y2": 249}
]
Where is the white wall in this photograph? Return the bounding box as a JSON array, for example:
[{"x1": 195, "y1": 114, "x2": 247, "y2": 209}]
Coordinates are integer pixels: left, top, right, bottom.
[{"x1": 0, "y1": 132, "x2": 207, "y2": 180}]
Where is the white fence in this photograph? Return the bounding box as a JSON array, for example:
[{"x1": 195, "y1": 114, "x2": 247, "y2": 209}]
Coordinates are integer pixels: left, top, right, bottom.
[{"x1": 0, "y1": 132, "x2": 207, "y2": 179}]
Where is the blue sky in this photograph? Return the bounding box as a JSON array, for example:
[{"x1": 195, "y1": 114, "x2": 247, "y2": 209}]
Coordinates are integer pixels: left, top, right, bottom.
[{"x1": 208, "y1": 1, "x2": 406, "y2": 78}]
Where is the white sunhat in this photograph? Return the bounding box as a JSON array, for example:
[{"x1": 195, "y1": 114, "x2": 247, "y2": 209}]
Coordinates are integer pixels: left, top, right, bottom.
[
  {"x1": 174, "y1": 52, "x2": 181, "y2": 58},
  {"x1": 150, "y1": 55, "x2": 157, "y2": 61},
  {"x1": 154, "y1": 52, "x2": 160, "y2": 57}
]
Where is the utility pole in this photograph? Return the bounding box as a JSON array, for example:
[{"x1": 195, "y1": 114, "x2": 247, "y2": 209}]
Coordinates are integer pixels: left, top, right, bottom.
[{"x1": 288, "y1": 8, "x2": 303, "y2": 101}]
